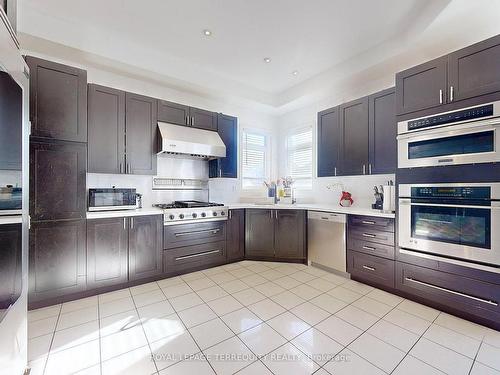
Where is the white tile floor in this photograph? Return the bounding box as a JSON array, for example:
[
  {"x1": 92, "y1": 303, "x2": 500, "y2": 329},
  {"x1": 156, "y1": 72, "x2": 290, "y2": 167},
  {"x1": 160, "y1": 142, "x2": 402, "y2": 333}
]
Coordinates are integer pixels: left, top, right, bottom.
[{"x1": 28, "y1": 261, "x2": 500, "y2": 375}]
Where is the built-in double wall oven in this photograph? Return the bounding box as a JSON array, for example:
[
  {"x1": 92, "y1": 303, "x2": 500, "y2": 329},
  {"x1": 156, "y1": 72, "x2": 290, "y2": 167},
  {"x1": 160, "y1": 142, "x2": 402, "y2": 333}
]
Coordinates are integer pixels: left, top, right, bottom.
[
  {"x1": 397, "y1": 101, "x2": 500, "y2": 168},
  {"x1": 399, "y1": 183, "x2": 500, "y2": 267}
]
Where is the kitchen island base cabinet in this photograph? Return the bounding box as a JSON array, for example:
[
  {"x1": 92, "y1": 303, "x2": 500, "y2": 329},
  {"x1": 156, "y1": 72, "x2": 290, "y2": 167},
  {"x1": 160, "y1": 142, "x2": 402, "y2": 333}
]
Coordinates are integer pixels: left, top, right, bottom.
[
  {"x1": 87, "y1": 217, "x2": 128, "y2": 289},
  {"x1": 227, "y1": 209, "x2": 245, "y2": 261},
  {"x1": 245, "y1": 209, "x2": 306, "y2": 262},
  {"x1": 29, "y1": 219, "x2": 87, "y2": 307},
  {"x1": 128, "y1": 215, "x2": 163, "y2": 281}
]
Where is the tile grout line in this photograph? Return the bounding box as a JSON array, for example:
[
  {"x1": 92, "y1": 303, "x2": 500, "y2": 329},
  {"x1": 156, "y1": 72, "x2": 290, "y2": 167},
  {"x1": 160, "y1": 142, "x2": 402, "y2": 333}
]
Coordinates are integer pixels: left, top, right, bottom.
[{"x1": 40, "y1": 303, "x2": 62, "y2": 375}]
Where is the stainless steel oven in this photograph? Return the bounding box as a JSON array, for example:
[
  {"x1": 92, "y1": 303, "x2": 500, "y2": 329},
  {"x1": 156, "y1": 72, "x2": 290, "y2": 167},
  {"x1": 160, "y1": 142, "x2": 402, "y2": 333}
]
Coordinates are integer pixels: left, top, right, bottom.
[
  {"x1": 88, "y1": 188, "x2": 137, "y2": 211},
  {"x1": 399, "y1": 183, "x2": 500, "y2": 266},
  {"x1": 397, "y1": 101, "x2": 500, "y2": 168}
]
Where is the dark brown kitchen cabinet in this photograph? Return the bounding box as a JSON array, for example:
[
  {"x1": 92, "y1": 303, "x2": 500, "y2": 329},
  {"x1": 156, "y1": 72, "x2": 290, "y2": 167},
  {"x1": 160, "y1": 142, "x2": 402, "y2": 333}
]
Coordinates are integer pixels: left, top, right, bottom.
[
  {"x1": 157, "y1": 100, "x2": 190, "y2": 126},
  {"x1": 396, "y1": 56, "x2": 447, "y2": 116},
  {"x1": 448, "y1": 34, "x2": 500, "y2": 103},
  {"x1": 30, "y1": 139, "x2": 87, "y2": 221},
  {"x1": 128, "y1": 215, "x2": 163, "y2": 281},
  {"x1": 339, "y1": 97, "x2": 369, "y2": 175},
  {"x1": 227, "y1": 209, "x2": 245, "y2": 261},
  {"x1": 0, "y1": 72, "x2": 22, "y2": 170},
  {"x1": 245, "y1": 209, "x2": 275, "y2": 258},
  {"x1": 26, "y1": 56, "x2": 87, "y2": 142},
  {"x1": 245, "y1": 209, "x2": 306, "y2": 261},
  {"x1": 317, "y1": 106, "x2": 340, "y2": 177},
  {"x1": 275, "y1": 210, "x2": 306, "y2": 260},
  {"x1": 0, "y1": 224, "x2": 22, "y2": 310},
  {"x1": 368, "y1": 88, "x2": 397, "y2": 174},
  {"x1": 29, "y1": 219, "x2": 86, "y2": 305},
  {"x1": 125, "y1": 92, "x2": 157, "y2": 175},
  {"x1": 190, "y1": 107, "x2": 217, "y2": 131},
  {"x1": 209, "y1": 113, "x2": 238, "y2": 178},
  {"x1": 87, "y1": 217, "x2": 128, "y2": 289},
  {"x1": 87, "y1": 84, "x2": 126, "y2": 174}
]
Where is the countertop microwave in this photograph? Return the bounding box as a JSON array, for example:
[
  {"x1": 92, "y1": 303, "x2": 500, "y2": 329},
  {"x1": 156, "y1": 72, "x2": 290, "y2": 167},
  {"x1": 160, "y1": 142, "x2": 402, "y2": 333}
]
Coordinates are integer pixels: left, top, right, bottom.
[{"x1": 88, "y1": 188, "x2": 138, "y2": 211}]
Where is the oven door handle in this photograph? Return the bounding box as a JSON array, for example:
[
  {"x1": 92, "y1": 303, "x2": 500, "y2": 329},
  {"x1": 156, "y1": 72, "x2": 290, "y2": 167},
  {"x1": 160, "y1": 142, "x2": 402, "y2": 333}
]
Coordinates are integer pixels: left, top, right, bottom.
[{"x1": 399, "y1": 200, "x2": 498, "y2": 210}]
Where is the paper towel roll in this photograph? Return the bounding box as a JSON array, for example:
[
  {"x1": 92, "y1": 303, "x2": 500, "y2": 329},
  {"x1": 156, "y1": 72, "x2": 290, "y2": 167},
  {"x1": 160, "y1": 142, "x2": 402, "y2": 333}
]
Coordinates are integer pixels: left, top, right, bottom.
[{"x1": 383, "y1": 185, "x2": 392, "y2": 211}]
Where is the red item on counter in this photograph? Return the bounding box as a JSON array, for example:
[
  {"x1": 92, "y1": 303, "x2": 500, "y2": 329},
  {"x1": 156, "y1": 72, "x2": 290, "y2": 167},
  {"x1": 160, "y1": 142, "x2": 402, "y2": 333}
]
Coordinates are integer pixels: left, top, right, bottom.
[{"x1": 339, "y1": 191, "x2": 354, "y2": 207}]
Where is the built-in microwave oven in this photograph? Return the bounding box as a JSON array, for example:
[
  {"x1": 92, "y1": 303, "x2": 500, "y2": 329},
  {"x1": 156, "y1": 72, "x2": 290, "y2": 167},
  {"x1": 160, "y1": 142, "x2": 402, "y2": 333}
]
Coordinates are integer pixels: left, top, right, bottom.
[
  {"x1": 399, "y1": 183, "x2": 500, "y2": 267},
  {"x1": 88, "y1": 188, "x2": 137, "y2": 211},
  {"x1": 397, "y1": 101, "x2": 500, "y2": 168}
]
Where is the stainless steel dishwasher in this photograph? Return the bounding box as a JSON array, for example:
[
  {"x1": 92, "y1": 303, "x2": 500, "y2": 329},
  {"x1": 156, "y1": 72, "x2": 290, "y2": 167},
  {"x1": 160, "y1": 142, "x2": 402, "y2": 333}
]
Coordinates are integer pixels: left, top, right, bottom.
[{"x1": 308, "y1": 211, "x2": 347, "y2": 275}]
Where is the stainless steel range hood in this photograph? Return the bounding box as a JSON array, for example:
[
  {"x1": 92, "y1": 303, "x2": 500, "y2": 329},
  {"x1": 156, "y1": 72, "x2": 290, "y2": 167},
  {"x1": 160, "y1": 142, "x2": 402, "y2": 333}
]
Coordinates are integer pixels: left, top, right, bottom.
[{"x1": 157, "y1": 122, "x2": 226, "y2": 159}]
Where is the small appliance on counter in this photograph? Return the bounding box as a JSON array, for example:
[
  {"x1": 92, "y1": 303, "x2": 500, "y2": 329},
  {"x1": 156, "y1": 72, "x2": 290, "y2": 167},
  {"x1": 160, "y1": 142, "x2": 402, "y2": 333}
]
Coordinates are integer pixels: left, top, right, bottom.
[
  {"x1": 0, "y1": 185, "x2": 22, "y2": 215},
  {"x1": 88, "y1": 187, "x2": 138, "y2": 211}
]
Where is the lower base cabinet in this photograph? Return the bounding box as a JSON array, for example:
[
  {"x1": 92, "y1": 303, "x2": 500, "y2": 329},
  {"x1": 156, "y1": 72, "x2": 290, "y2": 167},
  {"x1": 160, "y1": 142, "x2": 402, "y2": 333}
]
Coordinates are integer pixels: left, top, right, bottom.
[
  {"x1": 347, "y1": 250, "x2": 395, "y2": 289},
  {"x1": 129, "y1": 215, "x2": 163, "y2": 280},
  {"x1": 227, "y1": 209, "x2": 245, "y2": 261},
  {"x1": 0, "y1": 224, "x2": 22, "y2": 309},
  {"x1": 29, "y1": 219, "x2": 87, "y2": 305}
]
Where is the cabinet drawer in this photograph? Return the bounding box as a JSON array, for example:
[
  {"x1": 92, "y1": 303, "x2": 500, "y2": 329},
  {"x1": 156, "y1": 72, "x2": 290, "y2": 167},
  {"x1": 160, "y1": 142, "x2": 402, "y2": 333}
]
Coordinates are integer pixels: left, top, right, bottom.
[
  {"x1": 349, "y1": 228, "x2": 394, "y2": 247},
  {"x1": 347, "y1": 237, "x2": 395, "y2": 260},
  {"x1": 347, "y1": 250, "x2": 394, "y2": 289},
  {"x1": 396, "y1": 261, "x2": 500, "y2": 317},
  {"x1": 164, "y1": 221, "x2": 226, "y2": 249},
  {"x1": 348, "y1": 215, "x2": 394, "y2": 232},
  {"x1": 164, "y1": 241, "x2": 226, "y2": 274}
]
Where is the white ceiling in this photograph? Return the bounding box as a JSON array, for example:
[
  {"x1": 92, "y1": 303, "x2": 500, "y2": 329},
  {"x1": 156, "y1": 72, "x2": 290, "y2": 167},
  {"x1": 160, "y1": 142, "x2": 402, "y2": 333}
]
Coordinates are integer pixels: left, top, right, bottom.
[{"x1": 16, "y1": 0, "x2": 500, "y2": 112}]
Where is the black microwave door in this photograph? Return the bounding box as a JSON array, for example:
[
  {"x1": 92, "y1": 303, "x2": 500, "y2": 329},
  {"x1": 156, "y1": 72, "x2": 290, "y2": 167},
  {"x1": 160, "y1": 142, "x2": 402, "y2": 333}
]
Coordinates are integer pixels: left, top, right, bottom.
[{"x1": 411, "y1": 205, "x2": 491, "y2": 249}]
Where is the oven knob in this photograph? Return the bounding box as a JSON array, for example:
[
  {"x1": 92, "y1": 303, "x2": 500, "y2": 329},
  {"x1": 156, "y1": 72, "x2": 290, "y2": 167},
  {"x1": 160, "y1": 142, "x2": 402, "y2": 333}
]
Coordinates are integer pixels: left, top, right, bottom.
[
  {"x1": 213, "y1": 211, "x2": 218, "y2": 216},
  {"x1": 192, "y1": 213, "x2": 197, "y2": 218},
  {"x1": 179, "y1": 214, "x2": 184, "y2": 219},
  {"x1": 220, "y1": 211, "x2": 225, "y2": 216},
  {"x1": 201, "y1": 212, "x2": 206, "y2": 217},
  {"x1": 169, "y1": 214, "x2": 175, "y2": 220}
]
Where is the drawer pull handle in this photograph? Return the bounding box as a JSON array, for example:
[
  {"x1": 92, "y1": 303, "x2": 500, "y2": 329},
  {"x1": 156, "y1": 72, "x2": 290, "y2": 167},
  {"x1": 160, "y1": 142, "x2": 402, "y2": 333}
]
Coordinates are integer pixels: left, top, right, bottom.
[
  {"x1": 362, "y1": 233, "x2": 376, "y2": 238},
  {"x1": 175, "y1": 229, "x2": 220, "y2": 237},
  {"x1": 405, "y1": 277, "x2": 498, "y2": 306},
  {"x1": 175, "y1": 249, "x2": 220, "y2": 261},
  {"x1": 362, "y1": 220, "x2": 376, "y2": 225},
  {"x1": 362, "y1": 265, "x2": 376, "y2": 271},
  {"x1": 362, "y1": 245, "x2": 376, "y2": 251}
]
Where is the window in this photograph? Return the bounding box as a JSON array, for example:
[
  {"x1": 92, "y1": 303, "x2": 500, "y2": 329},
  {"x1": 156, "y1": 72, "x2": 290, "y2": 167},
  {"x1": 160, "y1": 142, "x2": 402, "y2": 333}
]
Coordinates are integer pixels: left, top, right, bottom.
[
  {"x1": 242, "y1": 129, "x2": 270, "y2": 189},
  {"x1": 286, "y1": 127, "x2": 312, "y2": 189}
]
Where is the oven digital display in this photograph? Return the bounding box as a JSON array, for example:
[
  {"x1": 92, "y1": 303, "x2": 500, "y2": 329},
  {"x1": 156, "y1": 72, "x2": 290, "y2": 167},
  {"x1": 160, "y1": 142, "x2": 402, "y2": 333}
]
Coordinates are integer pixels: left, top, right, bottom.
[{"x1": 411, "y1": 186, "x2": 491, "y2": 200}]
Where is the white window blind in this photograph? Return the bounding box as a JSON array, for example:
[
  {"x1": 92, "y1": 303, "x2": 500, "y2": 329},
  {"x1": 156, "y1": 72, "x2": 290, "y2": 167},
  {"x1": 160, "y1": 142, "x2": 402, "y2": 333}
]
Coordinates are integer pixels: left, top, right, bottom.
[
  {"x1": 242, "y1": 130, "x2": 270, "y2": 189},
  {"x1": 287, "y1": 127, "x2": 312, "y2": 189}
]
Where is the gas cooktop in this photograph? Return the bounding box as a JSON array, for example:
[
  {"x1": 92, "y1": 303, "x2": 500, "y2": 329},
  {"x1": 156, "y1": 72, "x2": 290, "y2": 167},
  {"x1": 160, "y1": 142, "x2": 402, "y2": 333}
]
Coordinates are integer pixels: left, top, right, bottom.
[
  {"x1": 153, "y1": 201, "x2": 228, "y2": 225},
  {"x1": 153, "y1": 200, "x2": 225, "y2": 209}
]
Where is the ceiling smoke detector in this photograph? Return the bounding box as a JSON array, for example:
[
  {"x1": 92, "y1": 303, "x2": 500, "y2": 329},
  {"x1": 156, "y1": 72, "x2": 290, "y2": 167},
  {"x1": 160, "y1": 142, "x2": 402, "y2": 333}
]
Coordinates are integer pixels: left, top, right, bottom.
[
  {"x1": 203, "y1": 29, "x2": 212, "y2": 37},
  {"x1": 263, "y1": 57, "x2": 271, "y2": 63}
]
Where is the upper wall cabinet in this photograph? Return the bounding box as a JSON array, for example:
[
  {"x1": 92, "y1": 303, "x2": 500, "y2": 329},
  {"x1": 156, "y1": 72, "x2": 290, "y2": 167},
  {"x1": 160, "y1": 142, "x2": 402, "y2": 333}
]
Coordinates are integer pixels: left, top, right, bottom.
[
  {"x1": 0, "y1": 72, "x2": 22, "y2": 170},
  {"x1": 396, "y1": 34, "x2": 500, "y2": 116},
  {"x1": 88, "y1": 84, "x2": 126, "y2": 174},
  {"x1": 26, "y1": 56, "x2": 87, "y2": 142},
  {"x1": 209, "y1": 113, "x2": 238, "y2": 178},
  {"x1": 125, "y1": 92, "x2": 157, "y2": 175},
  {"x1": 369, "y1": 88, "x2": 397, "y2": 174},
  {"x1": 339, "y1": 97, "x2": 369, "y2": 176},
  {"x1": 317, "y1": 106, "x2": 341, "y2": 177},
  {"x1": 157, "y1": 100, "x2": 217, "y2": 131}
]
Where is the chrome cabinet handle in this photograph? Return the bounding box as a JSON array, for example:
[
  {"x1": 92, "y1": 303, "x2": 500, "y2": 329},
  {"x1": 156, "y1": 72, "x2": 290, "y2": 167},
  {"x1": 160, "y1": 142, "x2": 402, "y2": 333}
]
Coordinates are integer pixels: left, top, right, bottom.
[
  {"x1": 450, "y1": 86, "x2": 454, "y2": 102},
  {"x1": 275, "y1": 210, "x2": 278, "y2": 220},
  {"x1": 123, "y1": 218, "x2": 126, "y2": 229},
  {"x1": 362, "y1": 245, "x2": 376, "y2": 251},
  {"x1": 362, "y1": 220, "x2": 376, "y2": 225},
  {"x1": 368, "y1": 163, "x2": 372, "y2": 174},
  {"x1": 229, "y1": 211, "x2": 232, "y2": 220},
  {"x1": 405, "y1": 277, "x2": 498, "y2": 306},
  {"x1": 130, "y1": 218, "x2": 134, "y2": 229},
  {"x1": 270, "y1": 210, "x2": 273, "y2": 219},
  {"x1": 186, "y1": 115, "x2": 190, "y2": 125},
  {"x1": 191, "y1": 116, "x2": 195, "y2": 126},
  {"x1": 362, "y1": 164, "x2": 366, "y2": 175},
  {"x1": 175, "y1": 229, "x2": 220, "y2": 237},
  {"x1": 334, "y1": 167, "x2": 337, "y2": 176},
  {"x1": 119, "y1": 163, "x2": 123, "y2": 174},
  {"x1": 362, "y1": 265, "x2": 376, "y2": 271},
  {"x1": 176, "y1": 249, "x2": 220, "y2": 261},
  {"x1": 439, "y1": 89, "x2": 443, "y2": 104},
  {"x1": 362, "y1": 233, "x2": 376, "y2": 238}
]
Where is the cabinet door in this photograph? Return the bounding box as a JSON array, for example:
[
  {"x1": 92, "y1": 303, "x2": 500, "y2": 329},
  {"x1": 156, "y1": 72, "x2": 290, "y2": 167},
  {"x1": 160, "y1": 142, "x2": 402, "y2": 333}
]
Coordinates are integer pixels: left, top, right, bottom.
[
  {"x1": 317, "y1": 106, "x2": 340, "y2": 177},
  {"x1": 245, "y1": 209, "x2": 275, "y2": 258},
  {"x1": 0, "y1": 224, "x2": 22, "y2": 308},
  {"x1": 88, "y1": 84, "x2": 126, "y2": 174},
  {"x1": 395, "y1": 56, "x2": 447, "y2": 115},
  {"x1": 87, "y1": 217, "x2": 128, "y2": 289},
  {"x1": 369, "y1": 87, "x2": 396, "y2": 174},
  {"x1": 210, "y1": 113, "x2": 238, "y2": 178},
  {"x1": 189, "y1": 107, "x2": 217, "y2": 131},
  {"x1": 30, "y1": 140, "x2": 87, "y2": 221},
  {"x1": 339, "y1": 97, "x2": 369, "y2": 176},
  {"x1": 125, "y1": 92, "x2": 157, "y2": 175},
  {"x1": 227, "y1": 209, "x2": 245, "y2": 261},
  {"x1": 29, "y1": 219, "x2": 86, "y2": 303},
  {"x1": 0, "y1": 72, "x2": 22, "y2": 170},
  {"x1": 26, "y1": 56, "x2": 87, "y2": 142},
  {"x1": 275, "y1": 210, "x2": 306, "y2": 260},
  {"x1": 157, "y1": 100, "x2": 189, "y2": 126},
  {"x1": 129, "y1": 215, "x2": 163, "y2": 281},
  {"x1": 448, "y1": 35, "x2": 500, "y2": 103}
]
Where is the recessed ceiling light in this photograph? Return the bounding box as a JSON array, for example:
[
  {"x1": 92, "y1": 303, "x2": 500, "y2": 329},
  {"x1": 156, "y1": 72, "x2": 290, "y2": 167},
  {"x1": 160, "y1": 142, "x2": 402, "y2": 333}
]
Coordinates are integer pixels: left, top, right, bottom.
[
  {"x1": 263, "y1": 57, "x2": 271, "y2": 63},
  {"x1": 292, "y1": 70, "x2": 299, "y2": 76},
  {"x1": 203, "y1": 29, "x2": 212, "y2": 36}
]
